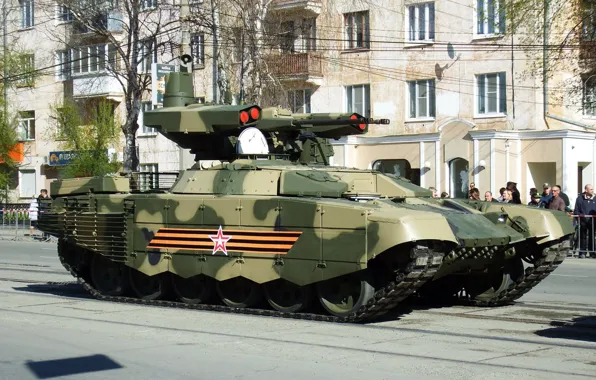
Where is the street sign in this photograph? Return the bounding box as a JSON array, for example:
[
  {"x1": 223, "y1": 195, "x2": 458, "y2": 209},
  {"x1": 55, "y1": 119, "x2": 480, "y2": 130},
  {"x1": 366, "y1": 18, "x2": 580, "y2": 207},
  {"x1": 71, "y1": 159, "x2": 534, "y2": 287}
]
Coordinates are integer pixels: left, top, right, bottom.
[
  {"x1": 48, "y1": 151, "x2": 77, "y2": 166},
  {"x1": 151, "y1": 63, "x2": 177, "y2": 106}
]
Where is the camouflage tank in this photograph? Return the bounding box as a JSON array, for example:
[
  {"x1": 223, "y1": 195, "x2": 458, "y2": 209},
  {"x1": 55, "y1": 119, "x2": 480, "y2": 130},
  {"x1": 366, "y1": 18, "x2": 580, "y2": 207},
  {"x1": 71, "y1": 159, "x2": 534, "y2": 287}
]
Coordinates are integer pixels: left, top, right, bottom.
[{"x1": 37, "y1": 64, "x2": 574, "y2": 322}]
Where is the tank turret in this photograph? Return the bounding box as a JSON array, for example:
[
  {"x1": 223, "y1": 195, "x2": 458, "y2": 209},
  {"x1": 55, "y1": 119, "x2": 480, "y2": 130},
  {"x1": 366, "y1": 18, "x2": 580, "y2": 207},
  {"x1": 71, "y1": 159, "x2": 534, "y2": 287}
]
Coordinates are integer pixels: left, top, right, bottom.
[{"x1": 143, "y1": 72, "x2": 389, "y2": 164}]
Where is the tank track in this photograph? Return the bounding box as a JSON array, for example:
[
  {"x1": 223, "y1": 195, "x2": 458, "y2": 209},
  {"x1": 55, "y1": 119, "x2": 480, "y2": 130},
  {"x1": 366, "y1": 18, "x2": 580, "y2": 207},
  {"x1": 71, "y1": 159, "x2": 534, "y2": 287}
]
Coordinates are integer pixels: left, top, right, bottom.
[
  {"x1": 469, "y1": 238, "x2": 571, "y2": 306},
  {"x1": 57, "y1": 242, "x2": 444, "y2": 323}
]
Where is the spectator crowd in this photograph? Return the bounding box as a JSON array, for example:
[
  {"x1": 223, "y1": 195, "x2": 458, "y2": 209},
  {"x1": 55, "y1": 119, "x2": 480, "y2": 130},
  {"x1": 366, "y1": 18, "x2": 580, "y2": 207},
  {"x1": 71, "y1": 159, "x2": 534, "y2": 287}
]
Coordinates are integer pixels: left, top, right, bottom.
[{"x1": 429, "y1": 182, "x2": 596, "y2": 258}]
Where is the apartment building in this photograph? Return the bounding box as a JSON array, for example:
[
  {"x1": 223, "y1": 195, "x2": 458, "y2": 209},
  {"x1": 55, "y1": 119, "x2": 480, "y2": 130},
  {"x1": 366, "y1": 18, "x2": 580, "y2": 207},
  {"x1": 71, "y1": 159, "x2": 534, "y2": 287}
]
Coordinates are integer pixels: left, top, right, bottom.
[
  {"x1": 191, "y1": 0, "x2": 596, "y2": 206},
  {"x1": 1, "y1": 0, "x2": 185, "y2": 202},
  {"x1": 4, "y1": 0, "x2": 596, "y2": 207}
]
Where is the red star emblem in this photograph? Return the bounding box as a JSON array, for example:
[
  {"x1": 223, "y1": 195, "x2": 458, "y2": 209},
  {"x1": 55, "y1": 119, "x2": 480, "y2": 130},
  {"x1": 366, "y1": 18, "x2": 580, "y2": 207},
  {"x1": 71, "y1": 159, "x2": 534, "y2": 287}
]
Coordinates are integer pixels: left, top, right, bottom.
[{"x1": 209, "y1": 225, "x2": 232, "y2": 255}]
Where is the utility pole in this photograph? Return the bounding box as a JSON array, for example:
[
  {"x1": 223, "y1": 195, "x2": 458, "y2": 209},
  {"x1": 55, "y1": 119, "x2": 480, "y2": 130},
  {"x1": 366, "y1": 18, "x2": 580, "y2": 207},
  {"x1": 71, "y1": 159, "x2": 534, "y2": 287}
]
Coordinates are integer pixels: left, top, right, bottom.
[
  {"x1": 2, "y1": 0, "x2": 8, "y2": 122},
  {"x1": 178, "y1": 0, "x2": 195, "y2": 170}
]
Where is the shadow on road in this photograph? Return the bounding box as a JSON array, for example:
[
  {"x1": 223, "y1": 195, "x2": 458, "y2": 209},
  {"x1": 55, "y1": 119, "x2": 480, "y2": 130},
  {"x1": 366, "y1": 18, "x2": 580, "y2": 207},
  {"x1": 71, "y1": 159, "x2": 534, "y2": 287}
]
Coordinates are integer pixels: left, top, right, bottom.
[
  {"x1": 12, "y1": 283, "x2": 93, "y2": 300},
  {"x1": 25, "y1": 354, "x2": 123, "y2": 379},
  {"x1": 536, "y1": 316, "x2": 596, "y2": 343}
]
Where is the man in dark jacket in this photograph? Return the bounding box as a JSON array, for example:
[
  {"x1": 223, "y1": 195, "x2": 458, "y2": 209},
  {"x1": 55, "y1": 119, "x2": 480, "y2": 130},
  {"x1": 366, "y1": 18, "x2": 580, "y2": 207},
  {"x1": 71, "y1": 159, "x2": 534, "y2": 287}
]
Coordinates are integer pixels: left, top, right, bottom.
[
  {"x1": 574, "y1": 184, "x2": 596, "y2": 258},
  {"x1": 506, "y1": 181, "x2": 522, "y2": 204},
  {"x1": 539, "y1": 183, "x2": 553, "y2": 208}
]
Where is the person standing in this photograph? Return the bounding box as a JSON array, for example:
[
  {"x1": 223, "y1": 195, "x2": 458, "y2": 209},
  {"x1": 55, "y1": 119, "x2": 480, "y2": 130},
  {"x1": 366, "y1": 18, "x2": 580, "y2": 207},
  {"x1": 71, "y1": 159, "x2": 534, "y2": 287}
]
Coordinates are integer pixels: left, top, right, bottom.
[
  {"x1": 573, "y1": 184, "x2": 596, "y2": 258},
  {"x1": 507, "y1": 181, "x2": 522, "y2": 204},
  {"x1": 539, "y1": 183, "x2": 553, "y2": 208},
  {"x1": 28, "y1": 195, "x2": 38, "y2": 236},
  {"x1": 548, "y1": 185, "x2": 566, "y2": 211}
]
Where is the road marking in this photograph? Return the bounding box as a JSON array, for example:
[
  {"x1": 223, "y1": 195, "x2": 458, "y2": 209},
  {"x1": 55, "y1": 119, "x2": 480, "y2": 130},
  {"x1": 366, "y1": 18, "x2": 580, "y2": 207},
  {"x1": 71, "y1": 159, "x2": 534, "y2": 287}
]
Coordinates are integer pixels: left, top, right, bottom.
[
  {"x1": 551, "y1": 274, "x2": 589, "y2": 278},
  {"x1": 40, "y1": 256, "x2": 55, "y2": 259},
  {"x1": 42, "y1": 248, "x2": 55, "y2": 250}
]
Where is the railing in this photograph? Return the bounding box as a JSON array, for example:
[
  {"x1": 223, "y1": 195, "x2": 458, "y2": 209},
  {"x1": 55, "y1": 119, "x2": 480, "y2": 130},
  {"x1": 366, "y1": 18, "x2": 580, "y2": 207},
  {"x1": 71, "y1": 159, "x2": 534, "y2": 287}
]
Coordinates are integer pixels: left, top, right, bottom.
[
  {"x1": 571, "y1": 215, "x2": 596, "y2": 258},
  {"x1": 266, "y1": 52, "x2": 323, "y2": 77},
  {"x1": 0, "y1": 203, "x2": 53, "y2": 242},
  {"x1": 129, "y1": 171, "x2": 180, "y2": 192}
]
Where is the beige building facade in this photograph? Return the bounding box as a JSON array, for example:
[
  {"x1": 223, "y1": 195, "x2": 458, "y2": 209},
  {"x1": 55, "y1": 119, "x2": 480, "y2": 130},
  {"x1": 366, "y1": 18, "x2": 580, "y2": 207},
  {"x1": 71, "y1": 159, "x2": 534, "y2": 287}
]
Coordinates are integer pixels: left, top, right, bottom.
[
  {"x1": 232, "y1": 0, "x2": 596, "y2": 207},
  {"x1": 4, "y1": 0, "x2": 596, "y2": 209},
  {"x1": 2, "y1": 1, "x2": 185, "y2": 202}
]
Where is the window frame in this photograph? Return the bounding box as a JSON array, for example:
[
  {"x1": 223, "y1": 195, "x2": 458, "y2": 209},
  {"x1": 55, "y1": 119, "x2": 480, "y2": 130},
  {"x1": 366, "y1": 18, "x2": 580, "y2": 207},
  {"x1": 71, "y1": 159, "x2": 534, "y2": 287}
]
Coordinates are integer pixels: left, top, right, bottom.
[
  {"x1": 406, "y1": 2, "x2": 435, "y2": 43},
  {"x1": 475, "y1": 0, "x2": 506, "y2": 37},
  {"x1": 287, "y1": 89, "x2": 312, "y2": 113},
  {"x1": 406, "y1": 79, "x2": 436, "y2": 120},
  {"x1": 138, "y1": 101, "x2": 158, "y2": 136},
  {"x1": 56, "y1": 3, "x2": 73, "y2": 24},
  {"x1": 18, "y1": 111, "x2": 36, "y2": 141},
  {"x1": 138, "y1": 38, "x2": 157, "y2": 73},
  {"x1": 19, "y1": 169, "x2": 36, "y2": 199},
  {"x1": 345, "y1": 84, "x2": 371, "y2": 118},
  {"x1": 19, "y1": 0, "x2": 34, "y2": 29},
  {"x1": 583, "y1": 74, "x2": 596, "y2": 117},
  {"x1": 140, "y1": 0, "x2": 158, "y2": 10},
  {"x1": 16, "y1": 54, "x2": 35, "y2": 87},
  {"x1": 475, "y1": 72, "x2": 507, "y2": 117},
  {"x1": 190, "y1": 32, "x2": 205, "y2": 67},
  {"x1": 343, "y1": 11, "x2": 370, "y2": 50}
]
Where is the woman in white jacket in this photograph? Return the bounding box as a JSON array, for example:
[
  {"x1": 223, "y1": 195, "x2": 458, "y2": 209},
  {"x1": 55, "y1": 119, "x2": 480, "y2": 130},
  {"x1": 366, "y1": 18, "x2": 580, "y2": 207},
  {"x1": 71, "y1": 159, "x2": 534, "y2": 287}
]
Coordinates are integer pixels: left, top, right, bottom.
[{"x1": 28, "y1": 196, "x2": 38, "y2": 236}]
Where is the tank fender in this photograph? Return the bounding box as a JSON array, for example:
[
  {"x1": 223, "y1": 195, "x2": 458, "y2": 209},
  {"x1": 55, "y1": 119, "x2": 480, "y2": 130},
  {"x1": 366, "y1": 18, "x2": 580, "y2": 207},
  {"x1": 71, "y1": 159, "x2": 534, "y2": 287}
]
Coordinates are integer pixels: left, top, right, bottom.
[
  {"x1": 366, "y1": 212, "x2": 458, "y2": 259},
  {"x1": 481, "y1": 204, "x2": 574, "y2": 244}
]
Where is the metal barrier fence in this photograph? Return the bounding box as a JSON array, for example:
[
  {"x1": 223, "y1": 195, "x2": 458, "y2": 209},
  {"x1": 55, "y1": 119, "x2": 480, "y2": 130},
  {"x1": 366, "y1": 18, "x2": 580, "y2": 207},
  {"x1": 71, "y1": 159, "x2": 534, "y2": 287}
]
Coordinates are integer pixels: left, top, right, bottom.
[
  {"x1": 0, "y1": 203, "x2": 52, "y2": 242},
  {"x1": 572, "y1": 215, "x2": 596, "y2": 258}
]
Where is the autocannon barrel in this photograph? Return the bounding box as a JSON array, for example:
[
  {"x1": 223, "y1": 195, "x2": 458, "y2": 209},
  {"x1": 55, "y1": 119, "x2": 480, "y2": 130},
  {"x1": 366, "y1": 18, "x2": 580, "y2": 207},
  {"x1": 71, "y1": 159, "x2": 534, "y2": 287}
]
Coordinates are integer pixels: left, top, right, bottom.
[{"x1": 292, "y1": 117, "x2": 390, "y2": 127}]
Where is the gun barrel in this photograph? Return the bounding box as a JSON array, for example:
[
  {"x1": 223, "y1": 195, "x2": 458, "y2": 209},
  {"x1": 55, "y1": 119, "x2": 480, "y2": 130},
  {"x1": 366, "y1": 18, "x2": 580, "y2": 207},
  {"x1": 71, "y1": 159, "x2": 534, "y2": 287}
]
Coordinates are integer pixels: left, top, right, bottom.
[{"x1": 292, "y1": 118, "x2": 390, "y2": 127}]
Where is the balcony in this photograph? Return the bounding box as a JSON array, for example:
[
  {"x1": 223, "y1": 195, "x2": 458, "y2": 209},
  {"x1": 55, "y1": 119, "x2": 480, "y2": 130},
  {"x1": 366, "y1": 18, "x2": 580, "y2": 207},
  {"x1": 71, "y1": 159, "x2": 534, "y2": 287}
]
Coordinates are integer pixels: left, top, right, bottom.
[
  {"x1": 266, "y1": 52, "x2": 323, "y2": 85},
  {"x1": 73, "y1": 75, "x2": 124, "y2": 100},
  {"x1": 271, "y1": 0, "x2": 321, "y2": 15}
]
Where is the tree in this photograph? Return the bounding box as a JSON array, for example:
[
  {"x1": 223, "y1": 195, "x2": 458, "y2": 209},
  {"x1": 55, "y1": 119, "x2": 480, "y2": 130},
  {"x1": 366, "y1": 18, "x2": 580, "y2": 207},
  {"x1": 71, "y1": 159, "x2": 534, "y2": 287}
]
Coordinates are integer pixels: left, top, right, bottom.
[
  {"x1": 502, "y1": 0, "x2": 594, "y2": 112},
  {"x1": 40, "y1": 0, "x2": 180, "y2": 172},
  {"x1": 48, "y1": 98, "x2": 121, "y2": 178},
  {"x1": 186, "y1": 0, "x2": 296, "y2": 106}
]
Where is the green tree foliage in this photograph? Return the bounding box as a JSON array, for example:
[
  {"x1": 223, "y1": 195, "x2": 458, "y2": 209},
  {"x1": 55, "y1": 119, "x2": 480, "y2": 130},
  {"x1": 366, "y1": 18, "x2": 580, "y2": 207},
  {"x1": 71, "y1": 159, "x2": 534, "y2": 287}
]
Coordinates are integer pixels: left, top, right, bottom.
[
  {"x1": 49, "y1": 99, "x2": 121, "y2": 179},
  {"x1": 501, "y1": 0, "x2": 592, "y2": 107}
]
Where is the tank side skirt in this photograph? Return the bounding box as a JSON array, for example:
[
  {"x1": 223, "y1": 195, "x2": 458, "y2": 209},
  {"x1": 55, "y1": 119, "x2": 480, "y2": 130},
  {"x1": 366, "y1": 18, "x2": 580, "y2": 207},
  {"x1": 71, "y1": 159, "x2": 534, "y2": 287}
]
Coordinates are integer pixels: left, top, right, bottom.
[{"x1": 57, "y1": 242, "x2": 444, "y2": 323}]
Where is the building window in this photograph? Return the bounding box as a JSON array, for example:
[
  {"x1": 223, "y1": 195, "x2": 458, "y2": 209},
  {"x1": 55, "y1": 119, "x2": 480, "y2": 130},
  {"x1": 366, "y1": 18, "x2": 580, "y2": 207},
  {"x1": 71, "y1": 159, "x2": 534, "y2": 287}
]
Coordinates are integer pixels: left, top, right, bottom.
[
  {"x1": 19, "y1": 0, "x2": 34, "y2": 29},
  {"x1": 71, "y1": 44, "x2": 113, "y2": 76},
  {"x1": 302, "y1": 18, "x2": 316, "y2": 51},
  {"x1": 476, "y1": 72, "x2": 506, "y2": 115},
  {"x1": 19, "y1": 170, "x2": 36, "y2": 198},
  {"x1": 583, "y1": 75, "x2": 596, "y2": 116},
  {"x1": 408, "y1": 79, "x2": 435, "y2": 118},
  {"x1": 372, "y1": 159, "x2": 420, "y2": 185},
  {"x1": 344, "y1": 11, "x2": 370, "y2": 50},
  {"x1": 139, "y1": 102, "x2": 157, "y2": 135},
  {"x1": 346, "y1": 84, "x2": 370, "y2": 117},
  {"x1": 141, "y1": 0, "x2": 158, "y2": 10},
  {"x1": 476, "y1": 0, "x2": 505, "y2": 35},
  {"x1": 287, "y1": 89, "x2": 311, "y2": 113},
  {"x1": 56, "y1": 3, "x2": 73, "y2": 23},
  {"x1": 280, "y1": 21, "x2": 296, "y2": 53},
  {"x1": 138, "y1": 38, "x2": 157, "y2": 73},
  {"x1": 16, "y1": 54, "x2": 35, "y2": 87},
  {"x1": 407, "y1": 3, "x2": 435, "y2": 42},
  {"x1": 55, "y1": 50, "x2": 71, "y2": 80},
  {"x1": 18, "y1": 111, "x2": 36, "y2": 141},
  {"x1": 583, "y1": 2, "x2": 596, "y2": 41},
  {"x1": 139, "y1": 163, "x2": 158, "y2": 191},
  {"x1": 190, "y1": 33, "x2": 205, "y2": 66}
]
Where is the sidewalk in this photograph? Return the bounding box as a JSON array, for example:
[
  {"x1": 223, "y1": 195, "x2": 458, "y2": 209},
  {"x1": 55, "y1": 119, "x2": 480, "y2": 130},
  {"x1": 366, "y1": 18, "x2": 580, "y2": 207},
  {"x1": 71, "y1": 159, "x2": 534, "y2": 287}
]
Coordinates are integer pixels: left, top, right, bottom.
[{"x1": 0, "y1": 226, "x2": 55, "y2": 243}]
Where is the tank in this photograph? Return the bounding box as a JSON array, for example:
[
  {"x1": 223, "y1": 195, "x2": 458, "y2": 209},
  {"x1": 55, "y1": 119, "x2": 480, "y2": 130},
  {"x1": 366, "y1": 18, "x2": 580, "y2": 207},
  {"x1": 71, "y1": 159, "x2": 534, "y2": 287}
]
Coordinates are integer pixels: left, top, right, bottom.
[{"x1": 37, "y1": 64, "x2": 574, "y2": 322}]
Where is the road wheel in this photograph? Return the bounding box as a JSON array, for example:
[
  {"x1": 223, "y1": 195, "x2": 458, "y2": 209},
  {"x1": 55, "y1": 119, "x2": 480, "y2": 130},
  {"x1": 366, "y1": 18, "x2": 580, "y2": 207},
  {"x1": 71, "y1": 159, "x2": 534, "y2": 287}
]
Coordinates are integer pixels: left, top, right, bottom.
[
  {"x1": 316, "y1": 273, "x2": 375, "y2": 318},
  {"x1": 172, "y1": 274, "x2": 216, "y2": 304},
  {"x1": 264, "y1": 279, "x2": 312, "y2": 313},
  {"x1": 90, "y1": 254, "x2": 128, "y2": 296},
  {"x1": 216, "y1": 277, "x2": 262, "y2": 308}
]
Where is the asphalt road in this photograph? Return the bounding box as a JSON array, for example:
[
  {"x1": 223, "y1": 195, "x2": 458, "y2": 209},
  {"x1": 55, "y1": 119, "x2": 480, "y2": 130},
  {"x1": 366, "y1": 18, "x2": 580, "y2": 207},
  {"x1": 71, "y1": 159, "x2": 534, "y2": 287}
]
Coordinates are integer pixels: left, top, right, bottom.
[{"x1": 0, "y1": 240, "x2": 595, "y2": 380}]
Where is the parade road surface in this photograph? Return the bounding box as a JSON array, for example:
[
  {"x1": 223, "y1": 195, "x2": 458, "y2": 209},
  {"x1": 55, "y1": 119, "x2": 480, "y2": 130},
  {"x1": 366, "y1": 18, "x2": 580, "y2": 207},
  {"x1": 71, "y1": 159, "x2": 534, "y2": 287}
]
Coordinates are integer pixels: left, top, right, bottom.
[{"x1": 0, "y1": 240, "x2": 594, "y2": 379}]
